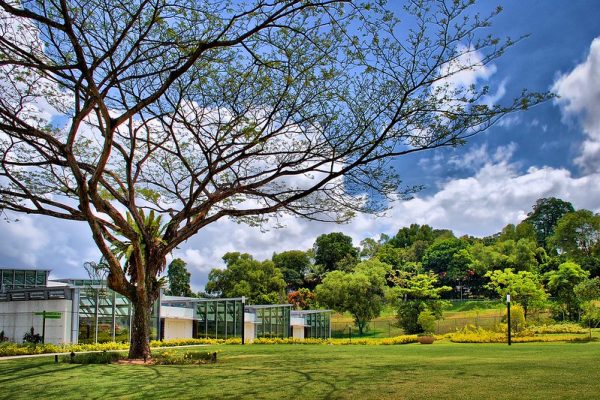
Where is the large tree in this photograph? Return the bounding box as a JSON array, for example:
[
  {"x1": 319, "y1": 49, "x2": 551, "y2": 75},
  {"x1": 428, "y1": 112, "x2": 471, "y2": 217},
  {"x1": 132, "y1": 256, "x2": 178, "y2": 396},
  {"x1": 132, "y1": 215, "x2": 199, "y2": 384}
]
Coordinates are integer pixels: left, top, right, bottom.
[
  {"x1": 313, "y1": 232, "x2": 359, "y2": 272},
  {"x1": 524, "y1": 197, "x2": 575, "y2": 248},
  {"x1": 0, "y1": 0, "x2": 547, "y2": 357},
  {"x1": 205, "y1": 252, "x2": 286, "y2": 305},
  {"x1": 272, "y1": 250, "x2": 311, "y2": 291},
  {"x1": 549, "y1": 210, "x2": 600, "y2": 271}
]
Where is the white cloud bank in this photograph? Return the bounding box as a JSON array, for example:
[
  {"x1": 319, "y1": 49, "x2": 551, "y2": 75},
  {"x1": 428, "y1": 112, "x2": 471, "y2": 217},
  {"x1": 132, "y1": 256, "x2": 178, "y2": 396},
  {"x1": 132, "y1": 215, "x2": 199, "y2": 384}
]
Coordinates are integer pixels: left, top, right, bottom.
[{"x1": 553, "y1": 37, "x2": 600, "y2": 173}]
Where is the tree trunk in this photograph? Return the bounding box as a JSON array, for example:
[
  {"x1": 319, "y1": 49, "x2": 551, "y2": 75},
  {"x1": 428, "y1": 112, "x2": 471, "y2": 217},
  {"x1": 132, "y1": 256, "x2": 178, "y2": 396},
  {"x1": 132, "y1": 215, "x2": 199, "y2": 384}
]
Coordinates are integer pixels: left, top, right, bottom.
[
  {"x1": 356, "y1": 319, "x2": 366, "y2": 336},
  {"x1": 104, "y1": 241, "x2": 164, "y2": 359},
  {"x1": 129, "y1": 295, "x2": 152, "y2": 359}
]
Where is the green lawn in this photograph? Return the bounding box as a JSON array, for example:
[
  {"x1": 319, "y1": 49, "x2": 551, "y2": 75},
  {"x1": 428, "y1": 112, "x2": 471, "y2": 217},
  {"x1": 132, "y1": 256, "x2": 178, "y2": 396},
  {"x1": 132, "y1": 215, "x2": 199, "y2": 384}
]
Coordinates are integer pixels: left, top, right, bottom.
[{"x1": 1, "y1": 342, "x2": 599, "y2": 399}]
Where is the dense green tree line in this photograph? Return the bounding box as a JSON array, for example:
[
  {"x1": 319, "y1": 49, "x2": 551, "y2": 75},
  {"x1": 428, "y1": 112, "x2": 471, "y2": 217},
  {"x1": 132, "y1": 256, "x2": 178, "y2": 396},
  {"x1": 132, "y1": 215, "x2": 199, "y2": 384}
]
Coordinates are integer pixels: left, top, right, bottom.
[{"x1": 197, "y1": 197, "x2": 600, "y2": 333}]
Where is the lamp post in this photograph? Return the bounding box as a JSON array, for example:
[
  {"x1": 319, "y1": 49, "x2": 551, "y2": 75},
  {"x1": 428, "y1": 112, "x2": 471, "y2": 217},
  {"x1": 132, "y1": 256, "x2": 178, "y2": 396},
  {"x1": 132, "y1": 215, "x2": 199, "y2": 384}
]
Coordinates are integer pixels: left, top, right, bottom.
[
  {"x1": 506, "y1": 294, "x2": 511, "y2": 346},
  {"x1": 241, "y1": 296, "x2": 246, "y2": 345}
]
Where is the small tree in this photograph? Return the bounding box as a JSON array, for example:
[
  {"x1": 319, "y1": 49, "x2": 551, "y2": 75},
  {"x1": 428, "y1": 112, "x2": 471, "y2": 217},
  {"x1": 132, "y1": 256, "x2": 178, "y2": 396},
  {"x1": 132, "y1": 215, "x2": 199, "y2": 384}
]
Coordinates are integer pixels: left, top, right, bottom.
[
  {"x1": 545, "y1": 262, "x2": 589, "y2": 321},
  {"x1": 316, "y1": 259, "x2": 389, "y2": 335},
  {"x1": 574, "y1": 278, "x2": 600, "y2": 338},
  {"x1": 287, "y1": 288, "x2": 316, "y2": 310},
  {"x1": 392, "y1": 272, "x2": 451, "y2": 334},
  {"x1": 485, "y1": 268, "x2": 547, "y2": 319},
  {"x1": 166, "y1": 259, "x2": 194, "y2": 297}
]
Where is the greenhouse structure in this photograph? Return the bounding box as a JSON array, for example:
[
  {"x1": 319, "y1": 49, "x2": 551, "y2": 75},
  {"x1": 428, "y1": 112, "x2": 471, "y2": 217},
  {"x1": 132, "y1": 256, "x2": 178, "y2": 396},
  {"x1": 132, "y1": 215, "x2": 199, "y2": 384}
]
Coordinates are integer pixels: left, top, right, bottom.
[{"x1": 0, "y1": 267, "x2": 331, "y2": 344}]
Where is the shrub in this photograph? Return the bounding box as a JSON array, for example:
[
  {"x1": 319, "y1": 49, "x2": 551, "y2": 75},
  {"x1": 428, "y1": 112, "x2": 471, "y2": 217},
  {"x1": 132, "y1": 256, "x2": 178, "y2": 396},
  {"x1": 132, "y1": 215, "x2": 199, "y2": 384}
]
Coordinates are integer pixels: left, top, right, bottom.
[
  {"x1": 63, "y1": 351, "x2": 123, "y2": 364},
  {"x1": 152, "y1": 350, "x2": 217, "y2": 365},
  {"x1": 23, "y1": 327, "x2": 42, "y2": 344},
  {"x1": 448, "y1": 325, "x2": 591, "y2": 343},
  {"x1": 397, "y1": 299, "x2": 448, "y2": 334},
  {"x1": 502, "y1": 304, "x2": 526, "y2": 333},
  {"x1": 417, "y1": 310, "x2": 436, "y2": 334},
  {"x1": 523, "y1": 323, "x2": 587, "y2": 335},
  {"x1": 250, "y1": 336, "x2": 419, "y2": 345},
  {"x1": 150, "y1": 337, "x2": 241, "y2": 347}
]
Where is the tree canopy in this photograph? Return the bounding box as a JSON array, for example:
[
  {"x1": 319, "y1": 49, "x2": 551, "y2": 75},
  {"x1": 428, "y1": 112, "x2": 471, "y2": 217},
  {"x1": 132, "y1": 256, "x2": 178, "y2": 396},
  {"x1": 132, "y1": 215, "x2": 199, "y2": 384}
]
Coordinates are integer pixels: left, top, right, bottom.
[
  {"x1": 316, "y1": 259, "x2": 389, "y2": 335},
  {"x1": 272, "y1": 250, "x2": 311, "y2": 291},
  {"x1": 313, "y1": 232, "x2": 358, "y2": 272},
  {"x1": 525, "y1": 197, "x2": 575, "y2": 247},
  {"x1": 166, "y1": 258, "x2": 194, "y2": 297},
  {"x1": 205, "y1": 252, "x2": 286, "y2": 305}
]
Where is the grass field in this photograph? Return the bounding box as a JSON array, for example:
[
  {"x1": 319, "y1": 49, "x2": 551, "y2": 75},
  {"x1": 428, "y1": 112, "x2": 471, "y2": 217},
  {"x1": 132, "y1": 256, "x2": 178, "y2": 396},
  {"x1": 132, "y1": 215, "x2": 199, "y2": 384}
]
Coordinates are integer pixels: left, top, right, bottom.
[{"x1": 1, "y1": 341, "x2": 599, "y2": 399}]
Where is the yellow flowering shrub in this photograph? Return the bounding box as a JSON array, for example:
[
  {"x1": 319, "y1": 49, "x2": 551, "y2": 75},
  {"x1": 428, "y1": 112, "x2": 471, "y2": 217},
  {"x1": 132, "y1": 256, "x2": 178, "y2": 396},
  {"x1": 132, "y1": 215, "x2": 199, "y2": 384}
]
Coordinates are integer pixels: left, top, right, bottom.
[{"x1": 449, "y1": 325, "x2": 591, "y2": 343}]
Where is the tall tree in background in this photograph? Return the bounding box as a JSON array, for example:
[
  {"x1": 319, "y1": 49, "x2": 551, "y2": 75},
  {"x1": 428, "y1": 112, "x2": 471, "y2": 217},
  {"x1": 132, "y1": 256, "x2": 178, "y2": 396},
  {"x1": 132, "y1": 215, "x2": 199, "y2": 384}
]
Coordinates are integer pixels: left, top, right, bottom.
[
  {"x1": 314, "y1": 232, "x2": 359, "y2": 272},
  {"x1": 0, "y1": 0, "x2": 548, "y2": 358},
  {"x1": 525, "y1": 198, "x2": 575, "y2": 248},
  {"x1": 166, "y1": 258, "x2": 193, "y2": 297},
  {"x1": 206, "y1": 252, "x2": 286, "y2": 305},
  {"x1": 549, "y1": 210, "x2": 600, "y2": 275},
  {"x1": 272, "y1": 250, "x2": 311, "y2": 291}
]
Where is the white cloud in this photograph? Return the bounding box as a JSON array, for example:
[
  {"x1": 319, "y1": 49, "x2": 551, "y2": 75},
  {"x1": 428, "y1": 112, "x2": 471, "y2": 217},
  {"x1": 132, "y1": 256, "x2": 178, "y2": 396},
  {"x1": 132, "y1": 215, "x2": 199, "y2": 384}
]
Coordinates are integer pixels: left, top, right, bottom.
[
  {"x1": 0, "y1": 216, "x2": 49, "y2": 265},
  {"x1": 553, "y1": 37, "x2": 600, "y2": 173}
]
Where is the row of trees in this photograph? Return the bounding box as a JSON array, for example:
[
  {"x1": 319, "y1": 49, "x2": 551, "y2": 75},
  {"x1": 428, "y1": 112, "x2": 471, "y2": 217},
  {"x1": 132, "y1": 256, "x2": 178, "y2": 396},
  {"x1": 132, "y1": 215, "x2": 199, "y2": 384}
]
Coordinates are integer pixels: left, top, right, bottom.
[{"x1": 189, "y1": 197, "x2": 600, "y2": 334}]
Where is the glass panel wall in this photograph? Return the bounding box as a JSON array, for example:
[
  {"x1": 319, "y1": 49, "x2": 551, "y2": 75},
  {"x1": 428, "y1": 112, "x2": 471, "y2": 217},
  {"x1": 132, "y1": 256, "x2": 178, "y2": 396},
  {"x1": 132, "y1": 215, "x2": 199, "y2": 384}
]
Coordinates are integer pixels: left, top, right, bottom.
[
  {"x1": 77, "y1": 283, "x2": 133, "y2": 343},
  {"x1": 304, "y1": 311, "x2": 331, "y2": 339},
  {"x1": 0, "y1": 269, "x2": 48, "y2": 290},
  {"x1": 193, "y1": 298, "x2": 243, "y2": 340},
  {"x1": 250, "y1": 305, "x2": 291, "y2": 339}
]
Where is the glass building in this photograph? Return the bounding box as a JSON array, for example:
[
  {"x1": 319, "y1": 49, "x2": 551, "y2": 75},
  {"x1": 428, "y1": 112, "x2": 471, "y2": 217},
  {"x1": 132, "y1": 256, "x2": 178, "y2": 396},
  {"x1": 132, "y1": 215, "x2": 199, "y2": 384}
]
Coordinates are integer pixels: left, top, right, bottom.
[
  {"x1": 54, "y1": 279, "x2": 158, "y2": 343},
  {"x1": 246, "y1": 304, "x2": 292, "y2": 339},
  {"x1": 295, "y1": 310, "x2": 331, "y2": 339},
  {"x1": 0, "y1": 268, "x2": 49, "y2": 291},
  {"x1": 159, "y1": 296, "x2": 244, "y2": 340},
  {"x1": 1, "y1": 268, "x2": 331, "y2": 344}
]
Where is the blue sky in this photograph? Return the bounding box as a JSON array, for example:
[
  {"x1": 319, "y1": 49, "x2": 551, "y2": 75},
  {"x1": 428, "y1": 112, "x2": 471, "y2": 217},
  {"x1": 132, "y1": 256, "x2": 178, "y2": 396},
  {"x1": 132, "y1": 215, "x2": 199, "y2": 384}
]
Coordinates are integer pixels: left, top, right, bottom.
[{"x1": 1, "y1": 1, "x2": 600, "y2": 291}]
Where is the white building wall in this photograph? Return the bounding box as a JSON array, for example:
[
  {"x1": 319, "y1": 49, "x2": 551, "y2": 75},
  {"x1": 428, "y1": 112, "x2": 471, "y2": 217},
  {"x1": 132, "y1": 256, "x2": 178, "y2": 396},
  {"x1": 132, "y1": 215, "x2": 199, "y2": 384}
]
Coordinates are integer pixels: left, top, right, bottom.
[
  {"x1": 0, "y1": 299, "x2": 73, "y2": 344},
  {"x1": 243, "y1": 321, "x2": 255, "y2": 343},
  {"x1": 292, "y1": 325, "x2": 305, "y2": 340},
  {"x1": 163, "y1": 318, "x2": 193, "y2": 340}
]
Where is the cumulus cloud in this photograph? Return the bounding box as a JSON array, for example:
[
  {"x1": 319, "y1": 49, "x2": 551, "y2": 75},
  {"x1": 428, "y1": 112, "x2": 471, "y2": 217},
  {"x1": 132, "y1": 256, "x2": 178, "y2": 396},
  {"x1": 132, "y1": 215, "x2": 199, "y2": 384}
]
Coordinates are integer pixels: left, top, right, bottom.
[{"x1": 553, "y1": 37, "x2": 600, "y2": 173}]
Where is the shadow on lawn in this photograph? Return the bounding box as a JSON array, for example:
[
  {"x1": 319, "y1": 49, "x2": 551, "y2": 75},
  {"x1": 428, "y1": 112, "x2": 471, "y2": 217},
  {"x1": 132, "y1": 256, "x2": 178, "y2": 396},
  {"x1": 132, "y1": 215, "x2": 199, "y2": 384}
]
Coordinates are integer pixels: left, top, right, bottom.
[{"x1": 0, "y1": 361, "x2": 84, "y2": 384}]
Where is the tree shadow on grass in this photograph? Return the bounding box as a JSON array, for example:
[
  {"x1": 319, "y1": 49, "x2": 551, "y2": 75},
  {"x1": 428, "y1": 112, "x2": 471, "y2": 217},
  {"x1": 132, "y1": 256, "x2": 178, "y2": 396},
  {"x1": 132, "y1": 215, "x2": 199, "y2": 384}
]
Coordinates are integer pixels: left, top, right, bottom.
[{"x1": 0, "y1": 361, "x2": 84, "y2": 384}]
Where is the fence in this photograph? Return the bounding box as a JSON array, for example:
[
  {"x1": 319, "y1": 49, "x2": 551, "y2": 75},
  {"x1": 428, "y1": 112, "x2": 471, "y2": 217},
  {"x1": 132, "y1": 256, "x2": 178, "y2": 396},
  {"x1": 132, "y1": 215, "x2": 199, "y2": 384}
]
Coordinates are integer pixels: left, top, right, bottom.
[{"x1": 331, "y1": 315, "x2": 504, "y2": 338}]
